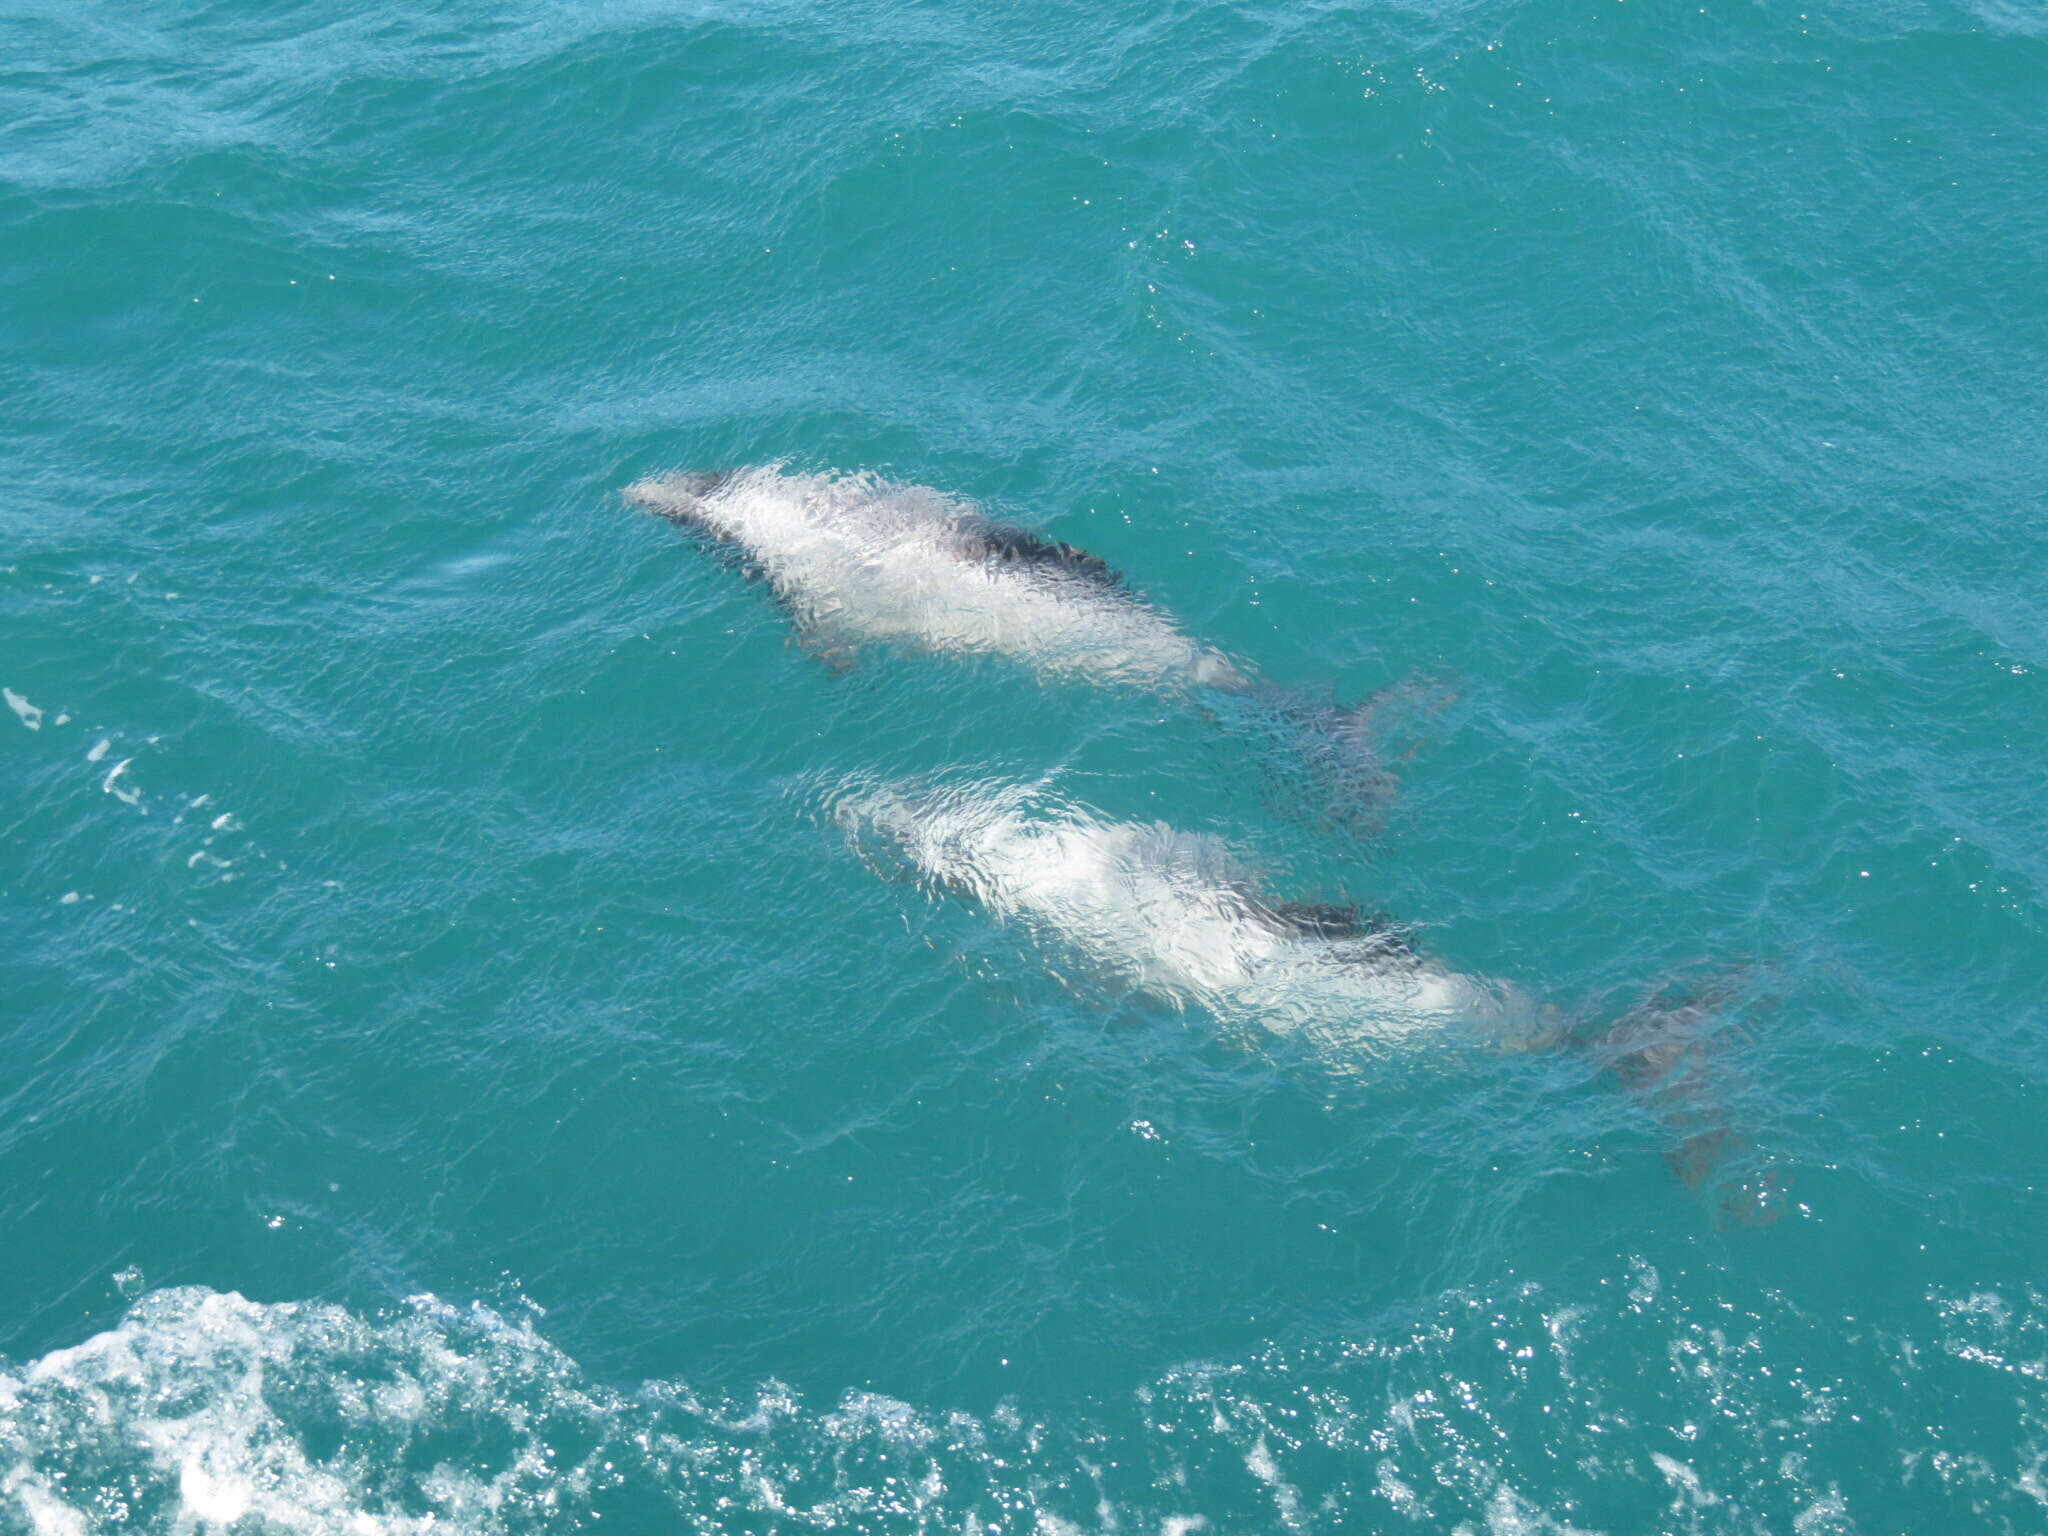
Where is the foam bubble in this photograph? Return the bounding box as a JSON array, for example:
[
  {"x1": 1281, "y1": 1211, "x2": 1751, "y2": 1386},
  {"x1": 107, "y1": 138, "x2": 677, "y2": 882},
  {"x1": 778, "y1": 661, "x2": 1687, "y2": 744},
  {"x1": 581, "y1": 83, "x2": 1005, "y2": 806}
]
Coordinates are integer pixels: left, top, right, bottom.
[
  {"x1": 1, "y1": 1470, "x2": 87, "y2": 1536},
  {"x1": 101, "y1": 758, "x2": 143, "y2": 809},
  {"x1": 0, "y1": 1290, "x2": 620, "y2": 1536}
]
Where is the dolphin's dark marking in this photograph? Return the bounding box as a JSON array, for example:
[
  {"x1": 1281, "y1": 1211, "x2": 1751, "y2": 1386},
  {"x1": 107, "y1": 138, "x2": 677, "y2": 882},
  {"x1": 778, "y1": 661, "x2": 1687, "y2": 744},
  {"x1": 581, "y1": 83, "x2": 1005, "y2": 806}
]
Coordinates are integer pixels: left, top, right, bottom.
[
  {"x1": 1261, "y1": 901, "x2": 1417, "y2": 965},
  {"x1": 1265, "y1": 899, "x2": 1364, "y2": 940},
  {"x1": 955, "y1": 519, "x2": 1124, "y2": 588},
  {"x1": 1259, "y1": 900, "x2": 1366, "y2": 940}
]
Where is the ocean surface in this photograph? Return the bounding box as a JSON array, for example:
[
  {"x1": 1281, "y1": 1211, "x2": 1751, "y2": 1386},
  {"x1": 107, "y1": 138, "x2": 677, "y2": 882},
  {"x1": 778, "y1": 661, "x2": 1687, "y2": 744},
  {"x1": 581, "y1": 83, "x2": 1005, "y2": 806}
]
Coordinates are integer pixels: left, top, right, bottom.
[{"x1": 4, "y1": 0, "x2": 2046, "y2": 1530}]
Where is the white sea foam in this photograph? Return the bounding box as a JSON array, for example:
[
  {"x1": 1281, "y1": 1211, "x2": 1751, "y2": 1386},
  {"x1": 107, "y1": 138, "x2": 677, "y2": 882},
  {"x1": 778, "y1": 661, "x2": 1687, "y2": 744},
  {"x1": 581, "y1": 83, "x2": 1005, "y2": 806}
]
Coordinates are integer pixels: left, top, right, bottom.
[
  {"x1": 5, "y1": 687, "x2": 43, "y2": 730},
  {"x1": 2, "y1": 1281, "x2": 2043, "y2": 1535},
  {"x1": 101, "y1": 757, "x2": 143, "y2": 809},
  {"x1": 1, "y1": 1470, "x2": 87, "y2": 1536},
  {"x1": 0, "y1": 1290, "x2": 613, "y2": 1536},
  {"x1": 1652, "y1": 1452, "x2": 1721, "y2": 1510},
  {"x1": 1243, "y1": 1437, "x2": 1305, "y2": 1530}
]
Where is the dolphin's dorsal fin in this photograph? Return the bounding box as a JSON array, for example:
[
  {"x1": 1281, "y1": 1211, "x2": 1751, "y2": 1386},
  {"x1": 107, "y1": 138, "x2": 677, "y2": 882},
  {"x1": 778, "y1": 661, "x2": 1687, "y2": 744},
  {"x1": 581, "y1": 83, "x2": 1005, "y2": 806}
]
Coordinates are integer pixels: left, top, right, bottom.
[
  {"x1": 1262, "y1": 901, "x2": 1413, "y2": 957},
  {"x1": 1264, "y1": 901, "x2": 1365, "y2": 940},
  {"x1": 959, "y1": 520, "x2": 1123, "y2": 587}
]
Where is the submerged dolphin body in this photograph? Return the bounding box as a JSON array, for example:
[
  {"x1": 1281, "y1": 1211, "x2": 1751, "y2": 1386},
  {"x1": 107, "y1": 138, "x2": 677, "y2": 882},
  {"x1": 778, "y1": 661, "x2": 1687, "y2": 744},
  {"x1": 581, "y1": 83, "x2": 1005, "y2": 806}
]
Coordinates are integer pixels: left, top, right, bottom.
[
  {"x1": 835, "y1": 776, "x2": 1779, "y2": 1217},
  {"x1": 834, "y1": 776, "x2": 1557, "y2": 1056},
  {"x1": 627, "y1": 467, "x2": 1250, "y2": 692}
]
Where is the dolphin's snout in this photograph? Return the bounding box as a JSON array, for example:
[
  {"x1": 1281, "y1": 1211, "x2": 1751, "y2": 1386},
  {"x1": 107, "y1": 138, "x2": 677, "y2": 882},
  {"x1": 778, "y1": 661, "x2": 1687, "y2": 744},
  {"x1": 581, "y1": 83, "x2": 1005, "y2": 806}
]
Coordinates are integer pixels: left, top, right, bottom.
[{"x1": 625, "y1": 470, "x2": 732, "y2": 526}]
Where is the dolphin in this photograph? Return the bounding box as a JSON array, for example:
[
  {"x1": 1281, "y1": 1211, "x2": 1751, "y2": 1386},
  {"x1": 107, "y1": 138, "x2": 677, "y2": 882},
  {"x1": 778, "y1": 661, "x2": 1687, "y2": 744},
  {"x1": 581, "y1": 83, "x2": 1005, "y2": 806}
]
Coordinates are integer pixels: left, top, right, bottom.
[
  {"x1": 626, "y1": 466, "x2": 1249, "y2": 691},
  {"x1": 833, "y1": 774, "x2": 1779, "y2": 1214},
  {"x1": 628, "y1": 466, "x2": 1421, "y2": 820},
  {"x1": 833, "y1": 775, "x2": 1558, "y2": 1054}
]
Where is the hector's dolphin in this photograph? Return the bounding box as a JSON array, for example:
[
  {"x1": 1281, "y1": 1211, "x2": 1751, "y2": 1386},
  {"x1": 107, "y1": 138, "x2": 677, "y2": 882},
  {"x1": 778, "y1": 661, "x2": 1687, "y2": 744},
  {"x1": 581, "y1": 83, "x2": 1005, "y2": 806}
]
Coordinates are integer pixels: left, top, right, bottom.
[
  {"x1": 833, "y1": 775, "x2": 1558, "y2": 1054},
  {"x1": 627, "y1": 466, "x2": 1249, "y2": 691},
  {"x1": 833, "y1": 774, "x2": 1778, "y2": 1215},
  {"x1": 628, "y1": 466, "x2": 1421, "y2": 820}
]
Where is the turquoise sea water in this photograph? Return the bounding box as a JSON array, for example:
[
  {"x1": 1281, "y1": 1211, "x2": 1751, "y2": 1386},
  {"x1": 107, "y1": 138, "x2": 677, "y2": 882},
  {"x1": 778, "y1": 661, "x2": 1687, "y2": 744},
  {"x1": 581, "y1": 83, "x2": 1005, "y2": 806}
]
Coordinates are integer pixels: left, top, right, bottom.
[{"x1": 4, "y1": 0, "x2": 2046, "y2": 1529}]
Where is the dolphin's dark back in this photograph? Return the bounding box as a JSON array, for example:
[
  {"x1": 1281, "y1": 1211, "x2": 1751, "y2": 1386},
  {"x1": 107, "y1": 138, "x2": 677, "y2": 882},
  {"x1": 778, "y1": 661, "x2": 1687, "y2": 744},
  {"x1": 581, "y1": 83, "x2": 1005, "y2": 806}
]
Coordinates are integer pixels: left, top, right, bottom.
[{"x1": 955, "y1": 519, "x2": 1123, "y2": 588}]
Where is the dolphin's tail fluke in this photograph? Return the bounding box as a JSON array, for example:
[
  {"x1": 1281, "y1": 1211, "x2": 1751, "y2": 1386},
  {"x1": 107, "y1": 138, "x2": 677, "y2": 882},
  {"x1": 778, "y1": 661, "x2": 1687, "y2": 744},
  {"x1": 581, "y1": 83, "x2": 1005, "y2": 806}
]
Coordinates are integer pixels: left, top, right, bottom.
[
  {"x1": 1212, "y1": 675, "x2": 1457, "y2": 834},
  {"x1": 1589, "y1": 970, "x2": 1787, "y2": 1225}
]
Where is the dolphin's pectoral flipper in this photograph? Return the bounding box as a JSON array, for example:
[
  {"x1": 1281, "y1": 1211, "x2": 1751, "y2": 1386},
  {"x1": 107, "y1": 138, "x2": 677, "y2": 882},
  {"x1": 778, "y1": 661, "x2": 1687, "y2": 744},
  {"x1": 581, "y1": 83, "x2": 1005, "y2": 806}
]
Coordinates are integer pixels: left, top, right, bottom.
[
  {"x1": 779, "y1": 610, "x2": 863, "y2": 675},
  {"x1": 800, "y1": 637, "x2": 862, "y2": 677},
  {"x1": 957, "y1": 519, "x2": 1123, "y2": 587}
]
